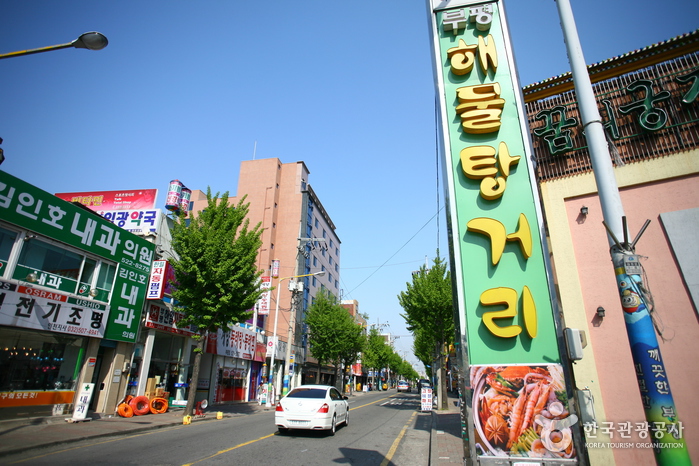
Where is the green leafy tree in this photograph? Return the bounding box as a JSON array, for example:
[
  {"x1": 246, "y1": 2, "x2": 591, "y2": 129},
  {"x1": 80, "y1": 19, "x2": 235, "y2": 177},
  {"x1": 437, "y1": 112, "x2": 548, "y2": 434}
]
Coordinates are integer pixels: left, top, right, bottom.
[
  {"x1": 337, "y1": 320, "x2": 365, "y2": 394},
  {"x1": 412, "y1": 326, "x2": 434, "y2": 377},
  {"x1": 398, "y1": 255, "x2": 454, "y2": 409},
  {"x1": 363, "y1": 327, "x2": 392, "y2": 390},
  {"x1": 170, "y1": 189, "x2": 264, "y2": 416},
  {"x1": 305, "y1": 289, "x2": 363, "y2": 391}
]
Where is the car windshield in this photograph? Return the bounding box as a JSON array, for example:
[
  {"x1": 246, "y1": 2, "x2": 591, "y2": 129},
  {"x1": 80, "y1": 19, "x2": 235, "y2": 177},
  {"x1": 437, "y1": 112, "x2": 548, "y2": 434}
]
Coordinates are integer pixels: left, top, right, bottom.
[{"x1": 286, "y1": 388, "x2": 327, "y2": 399}]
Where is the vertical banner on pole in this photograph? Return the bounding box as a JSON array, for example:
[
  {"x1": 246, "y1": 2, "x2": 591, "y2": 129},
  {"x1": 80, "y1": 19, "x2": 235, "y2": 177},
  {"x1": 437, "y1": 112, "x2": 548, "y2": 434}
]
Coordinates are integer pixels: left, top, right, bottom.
[{"x1": 426, "y1": 1, "x2": 579, "y2": 461}]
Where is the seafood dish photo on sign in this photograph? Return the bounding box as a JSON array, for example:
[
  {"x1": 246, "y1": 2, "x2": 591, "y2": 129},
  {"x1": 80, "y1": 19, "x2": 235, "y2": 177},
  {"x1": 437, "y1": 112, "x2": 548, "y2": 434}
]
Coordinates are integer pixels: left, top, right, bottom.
[{"x1": 470, "y1": 364, "x2": 576, "y2": 459}]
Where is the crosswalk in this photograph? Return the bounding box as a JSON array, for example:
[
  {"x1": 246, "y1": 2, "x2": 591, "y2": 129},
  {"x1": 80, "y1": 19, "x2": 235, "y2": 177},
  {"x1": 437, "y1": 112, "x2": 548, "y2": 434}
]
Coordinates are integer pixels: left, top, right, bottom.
[{"x1": 380, "y1": 396, "x2": 420, "y2": 406}]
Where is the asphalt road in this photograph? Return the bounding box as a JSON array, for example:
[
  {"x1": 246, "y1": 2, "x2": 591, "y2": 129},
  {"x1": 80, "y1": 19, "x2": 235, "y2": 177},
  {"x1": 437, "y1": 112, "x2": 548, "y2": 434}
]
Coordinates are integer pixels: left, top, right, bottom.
[{"x1": 1, "y1": 390, "x2": 432, "y2": 466}]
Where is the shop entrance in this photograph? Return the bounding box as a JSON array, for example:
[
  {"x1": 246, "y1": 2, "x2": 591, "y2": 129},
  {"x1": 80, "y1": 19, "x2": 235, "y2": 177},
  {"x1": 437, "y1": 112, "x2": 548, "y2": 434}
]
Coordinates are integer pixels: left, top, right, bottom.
[{"x1": 90, "y1": 342, "x2": 115, "y2": 413}]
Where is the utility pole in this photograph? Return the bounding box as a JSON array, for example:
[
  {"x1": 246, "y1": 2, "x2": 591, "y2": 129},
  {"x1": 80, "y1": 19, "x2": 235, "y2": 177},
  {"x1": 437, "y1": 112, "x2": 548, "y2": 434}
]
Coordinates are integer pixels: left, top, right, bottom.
[{"x1": 556, "y1": 1, "x2": 689, "y2": 463}]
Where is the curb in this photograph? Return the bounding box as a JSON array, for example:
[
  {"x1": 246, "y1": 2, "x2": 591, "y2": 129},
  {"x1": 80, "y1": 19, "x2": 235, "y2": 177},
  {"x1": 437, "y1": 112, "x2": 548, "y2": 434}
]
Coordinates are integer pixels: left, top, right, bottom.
[
  {"x1": 0, "y1": 417, "x2": 192, "y2": 458},
  {"x1": 429, "y1": 410, "x2": 438, "y2": 466}
]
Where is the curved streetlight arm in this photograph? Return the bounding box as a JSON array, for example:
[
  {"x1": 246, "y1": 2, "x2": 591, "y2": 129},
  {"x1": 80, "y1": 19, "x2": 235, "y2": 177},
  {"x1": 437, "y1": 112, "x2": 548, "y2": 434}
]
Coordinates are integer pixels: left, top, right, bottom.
[{"x1": 0, "y1": 32, "x2": 108, "y2": 60}]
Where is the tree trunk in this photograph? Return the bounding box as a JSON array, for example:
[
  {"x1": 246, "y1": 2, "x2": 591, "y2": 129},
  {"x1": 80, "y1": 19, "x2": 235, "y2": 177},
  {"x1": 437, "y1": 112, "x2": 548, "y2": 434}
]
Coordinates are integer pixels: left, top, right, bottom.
[
  {"x1": 184, "y1": 333, "x2": 205, "y2": 417},
  {"x1": 334, "y1": 362, "x2": 340, "y2": 392},
  {"x1": 438, "y1": 340, "x2": 448, "y2": 410}
]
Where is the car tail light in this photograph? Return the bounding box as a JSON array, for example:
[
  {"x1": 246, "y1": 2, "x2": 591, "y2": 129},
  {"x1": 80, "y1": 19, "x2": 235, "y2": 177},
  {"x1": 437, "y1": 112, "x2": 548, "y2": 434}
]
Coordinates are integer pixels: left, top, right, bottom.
[
  {"x1": 275, "y1": 403, "x2": 284, "y2": 412},
  {"x1": 317, "y1": 403, "x2": 329, "y2": 413}
]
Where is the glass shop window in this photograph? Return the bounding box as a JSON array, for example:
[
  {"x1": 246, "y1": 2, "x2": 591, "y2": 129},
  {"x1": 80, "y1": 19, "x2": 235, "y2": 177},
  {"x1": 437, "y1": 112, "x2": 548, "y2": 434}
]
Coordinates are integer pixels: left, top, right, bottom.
[
  {"x1": 0, "y1": 226, "x2": 18, "y2": 275},
  {"x1": 0, "y1": 326, "x2": 86, "y2": 391}
]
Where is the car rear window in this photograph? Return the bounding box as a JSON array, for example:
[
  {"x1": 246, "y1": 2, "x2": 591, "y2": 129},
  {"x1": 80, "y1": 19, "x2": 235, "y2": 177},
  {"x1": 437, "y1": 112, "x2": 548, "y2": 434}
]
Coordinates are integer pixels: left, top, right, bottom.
[{"x1": 287, "y1": 388, "x2": 327, "y2": 399}]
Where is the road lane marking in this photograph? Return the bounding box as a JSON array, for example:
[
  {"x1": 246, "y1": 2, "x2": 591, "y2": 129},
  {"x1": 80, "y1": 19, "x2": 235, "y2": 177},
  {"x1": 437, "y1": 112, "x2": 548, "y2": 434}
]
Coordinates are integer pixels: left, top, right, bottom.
[
  {"x1": 380, "y1": 411, "x2": 417, "y2": 466},
  {"x1": 351, "y1": 395, "x2": 392, "y2": 410},
  {"x1": 6, "y1": 394, "x2": 401, "y2": 465},
  {"x1": 182, "y1": 433, "x2": 277, "y2": 465}
]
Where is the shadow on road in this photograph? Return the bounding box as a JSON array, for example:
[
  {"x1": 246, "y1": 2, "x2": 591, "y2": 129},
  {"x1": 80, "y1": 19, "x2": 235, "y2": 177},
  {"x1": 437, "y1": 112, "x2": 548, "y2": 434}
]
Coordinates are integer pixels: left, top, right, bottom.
[{"x1": 334, "y1": 447, "x2": 396, "y2": 465}]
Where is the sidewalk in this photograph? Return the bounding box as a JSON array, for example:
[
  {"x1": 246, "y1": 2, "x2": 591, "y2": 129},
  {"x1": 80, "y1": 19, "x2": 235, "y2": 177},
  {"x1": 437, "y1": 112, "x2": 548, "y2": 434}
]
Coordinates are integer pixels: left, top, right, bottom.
[
  {"x1": 430, "y1": 391, "x2": 466, "y2": 466},
  {"x1": 0, "y1": 400, "x2": 270, "y2": 458},
  {"x1": 0, "y1": 390, "x2": 466, "y2": 465}
]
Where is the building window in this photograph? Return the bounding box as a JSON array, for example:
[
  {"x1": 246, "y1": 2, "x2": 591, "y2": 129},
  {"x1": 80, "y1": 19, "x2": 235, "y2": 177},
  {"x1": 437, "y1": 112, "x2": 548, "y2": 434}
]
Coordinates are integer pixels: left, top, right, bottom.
[
  {"x1": 13, "y1": 237, "x2": 114, "y2": 301},
  {"x1": 313, "y1": 257, "x2": 317, "y2": 267},
  {"x1": 314, "y1": 218, "x2": 319, "y2": 228},
  {"x1": 0, "y1": 226, "x2": 18, "y2": 275}
]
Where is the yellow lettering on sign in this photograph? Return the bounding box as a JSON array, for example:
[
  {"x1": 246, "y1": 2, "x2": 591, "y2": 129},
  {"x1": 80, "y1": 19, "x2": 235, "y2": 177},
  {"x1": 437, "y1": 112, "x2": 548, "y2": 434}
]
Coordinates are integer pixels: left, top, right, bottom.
[
  {"x1": 467, "y1": 213, "x2": 532, "y2": 265},
  {"x1": 480, "y1": 287, "x2": 521, "y2": 338},
  {"x1": 467, "y1": 217, "x2": 506, "y2": 265},
  {"x1": 478, "y1": 34, "x2": 498, "y2": 74},
  {"x1": 455, "y1": 83, "x2": 504, "y2": 134},
  {"x1": 460, "y1": 142, "x2": 520, "y2": 200},
  {"x1": 506, "y1": 213, "x2": 532, "y2": 260},
  {"x1": 461, "y1": 145, "x2": 498, "y2": 179},
  {"x1": 447, "y1": 39, "x2": 478, "y2": 76},
  {"x1": 480, "y1": 286, "x2": 538, "y2": 339},
  {"x1": 522, "y1": 286, "x2": 537, "y2": 338}
]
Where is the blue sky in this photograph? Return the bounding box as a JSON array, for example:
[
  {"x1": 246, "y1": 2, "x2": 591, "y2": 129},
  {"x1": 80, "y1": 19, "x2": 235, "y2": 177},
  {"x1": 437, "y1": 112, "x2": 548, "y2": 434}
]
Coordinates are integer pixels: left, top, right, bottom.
[{"x1": 1, "y1": 0, "x2": 696, "y2": 369}]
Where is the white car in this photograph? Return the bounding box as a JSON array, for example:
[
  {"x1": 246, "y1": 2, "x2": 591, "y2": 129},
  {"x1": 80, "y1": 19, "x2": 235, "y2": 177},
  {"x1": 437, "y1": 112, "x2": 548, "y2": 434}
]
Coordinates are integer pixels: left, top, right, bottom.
[
  {"x1": 397, "y1": 381, "x2": 411, "y2": 392},
  {"x1": 275, "y1": 385, "x2": 349, "y2": 435}
]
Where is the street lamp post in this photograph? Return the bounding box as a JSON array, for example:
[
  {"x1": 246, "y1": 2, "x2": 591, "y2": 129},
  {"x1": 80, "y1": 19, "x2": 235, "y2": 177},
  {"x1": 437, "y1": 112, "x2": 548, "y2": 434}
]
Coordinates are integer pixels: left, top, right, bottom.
[
  {"x1": 268, "y1": 271, "x2": 324, "y2": 405},
  {"x1": 0, "y1": 32, "x2": 108, "y2": 60}
]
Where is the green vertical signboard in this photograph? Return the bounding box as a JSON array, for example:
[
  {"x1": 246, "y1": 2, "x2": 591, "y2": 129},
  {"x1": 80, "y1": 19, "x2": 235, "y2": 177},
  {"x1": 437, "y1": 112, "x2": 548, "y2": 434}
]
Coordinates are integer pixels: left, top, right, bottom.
[
  {"x1": 427, "y1": 1, "x2": 579, "y2": 461},
  {"x1": 0, "y1": 170, "x2": 153, "y2": 342}
]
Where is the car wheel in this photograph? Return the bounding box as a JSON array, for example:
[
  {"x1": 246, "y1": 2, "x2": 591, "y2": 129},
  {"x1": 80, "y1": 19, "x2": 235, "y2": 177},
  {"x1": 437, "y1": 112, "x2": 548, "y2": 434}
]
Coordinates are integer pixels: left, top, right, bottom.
[
  {"x1": 329, "y1": 415, "x2": 337, "y2": 436},
  {"x1": 344, "y1": 410, "x2": 349, "y2": 427},
  {"x1": 278, "y1": 427, "x2": 289, "y2": 435}
]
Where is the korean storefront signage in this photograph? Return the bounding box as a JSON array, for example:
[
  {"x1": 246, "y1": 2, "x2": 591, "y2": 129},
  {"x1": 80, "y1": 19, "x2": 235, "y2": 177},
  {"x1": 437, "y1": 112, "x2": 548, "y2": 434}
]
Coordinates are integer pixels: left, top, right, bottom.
[
  {"x1": 257, "y1": 276, "x2": 271, "y2": 315},
  {"x1": 0, "y1": 279, "x2": 108, "y2": 337},
  {"x1": 69, "y1": 383, "x2": 95, "y2": 422},
  {"x1": 55, "y1": 189, "x2": 158, "y2": 211},
  {"x1": 427, "y1": 1, "x2": 576, "y2": 460},
  {"x1": 98, "y1": 209, "x2": 161, "y2": 234},
  {"x1": 0, "y1": 171, "x2": 154, "y2": 343},
  {"x1": 532, "y1": 71, "x2": 699, "y2": 158},
  {"x1": 206, "y1": 325, "x2": 256, "y2": 360},
  {"x1": 146, "y1": 260, "x2": 174, "y2": 300},
  {"x1": 144, "y1": 303, "x2": 197, "y2": 337}
]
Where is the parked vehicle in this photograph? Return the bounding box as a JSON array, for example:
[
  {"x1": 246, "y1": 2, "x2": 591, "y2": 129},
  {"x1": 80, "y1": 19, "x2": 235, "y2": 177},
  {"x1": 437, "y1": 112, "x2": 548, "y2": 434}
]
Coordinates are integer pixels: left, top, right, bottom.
[
  {"x1": 275, "y1": 385, "x2": 349, "y2": 435},
  {"x1": 397, "y1": 381, "x2": 411, "y2": 393},
  {"x1": 418, "y1": 379, "x2": 432, "y2": 389}
]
